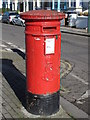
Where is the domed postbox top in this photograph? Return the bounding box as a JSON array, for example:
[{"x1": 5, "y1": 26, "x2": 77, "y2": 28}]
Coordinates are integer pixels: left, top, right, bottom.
[{"x1": 20, "y1": 10, "x2": 65, "y2": 20}]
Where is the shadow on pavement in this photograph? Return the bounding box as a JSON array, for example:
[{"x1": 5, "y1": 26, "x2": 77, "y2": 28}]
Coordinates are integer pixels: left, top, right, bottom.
[
  {"x1": 1, "y1": 59, "x2": 26, "y2": 108},
  {"x1": 11, "y1": 48, "x2": 25, "y2": 60}
]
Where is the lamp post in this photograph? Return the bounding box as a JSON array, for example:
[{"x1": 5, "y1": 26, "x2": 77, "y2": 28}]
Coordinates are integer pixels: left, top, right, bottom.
[
  {"x1": 88, "y1": 1, "x2": 90, "y2": 33},
  {"x1": 15, "y1": 0, "x2": 18, "y2": 11},
  {"x1": 8, "y1": 0, "x2": 10, "y2": 9},
  {"x1": 57, "y1": 0, "x2": 60, "y2": 12},
  {"x1": 69, "y1": 0, "x2": 71, "y2": 7},
  {"x1": 37, "y1": 0, "x2": 41, "y2": 9},
  {"x1": 23, "y1": 0, "x2": 25, "y2": 12},
  {"x1": 52, "y1": 0, "x2": 54, "y2": 10},
  {"x1": 26, "y1": 0, "x2": 29, "y2": 11},
  {"x1": 64, "y1": 0, "x2": 67, "y2": 10}
]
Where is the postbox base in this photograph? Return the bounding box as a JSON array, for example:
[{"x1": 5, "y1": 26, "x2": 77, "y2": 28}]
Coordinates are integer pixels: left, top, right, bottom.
[{"x1": 26, "y1": 90, "x2": 60, "y2": 116}]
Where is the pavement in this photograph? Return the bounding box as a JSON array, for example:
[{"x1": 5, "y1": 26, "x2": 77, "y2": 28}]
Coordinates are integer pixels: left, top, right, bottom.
[
  {"x1": 0, "y1": 26, "x2": 89, "y2": 119},
  {"x1": 61, "y1": 26, "x2": 90, "y2": 37}
]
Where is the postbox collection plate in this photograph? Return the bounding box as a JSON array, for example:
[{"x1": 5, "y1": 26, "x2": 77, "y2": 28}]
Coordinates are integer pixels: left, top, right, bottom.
[{"x1": 45, "y1": 38, "x2": 55, "y2": 55}]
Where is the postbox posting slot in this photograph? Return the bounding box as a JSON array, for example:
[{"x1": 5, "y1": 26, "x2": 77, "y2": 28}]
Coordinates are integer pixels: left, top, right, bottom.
[{"x1": 43, "y1": 26, "x2": 57, "y2": 32}]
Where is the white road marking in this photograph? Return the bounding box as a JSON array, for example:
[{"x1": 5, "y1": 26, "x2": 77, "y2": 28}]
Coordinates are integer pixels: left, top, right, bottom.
[
  {"x1": 76, "y1": 90, "x2": 90, "y2": 104},
  {"x1": 6, "y1": 42, "x2": 19, "y2": 48},
  {"x1": 6, "y1": 42, "x2": 25, "y2": 53},
  {"x1": 7, "y1": 42, "x2": 13, "y2": 45},
  {"x1": 76, "y1": 101, "x2": 85, "y2": 104},
  {"x1": 77, "y1": 90, "x2": 90, "y2": 101},
  {"x1": 10, "y1": 44, "x2": 18, "y2": 48},
  {"x1": 5, "y1": 48, "x2": 12, "y2": 52},
  {"x1": 18, "y1": 48, "x2": 25, "y2": 53},
  {"x1": 0, "y1": 44, "x2": 7, "y2": 47},
  {"x1": 70, "y1": 73, "x2": 88, "y2": 85}
]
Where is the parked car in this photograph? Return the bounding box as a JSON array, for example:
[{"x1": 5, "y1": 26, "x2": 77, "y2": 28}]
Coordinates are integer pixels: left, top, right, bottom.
[
  {"x1": 12, "y1": 15, "x2": 25, "y2": 27},
  {"x1": 2, "y1": 11, "x2": 19, "y2": 24},
  {"x1": 76, "y1": 16, "x2": 88, "y2": 29},
  {"x1": 0, "y1": 14, "x2": 2, "y2": 21},
  {"x1": 68, "y1": 13, "x2": 78, "y2": 27},
  {"x1": 65, "y1": 10, "x2": 78, "y2": 26}
]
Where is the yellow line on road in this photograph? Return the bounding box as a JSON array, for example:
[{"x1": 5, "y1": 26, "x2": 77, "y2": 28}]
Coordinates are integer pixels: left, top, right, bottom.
[
  {"x1": 60, "y1": 60, "x2": 72, "y2": 79},
  {"x1": 61, "y1": 62, "x2": 66, "y2": 68}
]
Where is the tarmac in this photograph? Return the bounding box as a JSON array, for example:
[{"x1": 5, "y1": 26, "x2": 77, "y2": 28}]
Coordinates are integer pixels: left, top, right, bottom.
[{"x1": 0, "y1": 26, "x2": 89, "y2": 119}]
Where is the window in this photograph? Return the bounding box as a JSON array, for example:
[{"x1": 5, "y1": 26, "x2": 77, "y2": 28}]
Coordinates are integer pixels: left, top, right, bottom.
[{"x1": 71, "y1": 0, "x2": 76, "y2": 7}]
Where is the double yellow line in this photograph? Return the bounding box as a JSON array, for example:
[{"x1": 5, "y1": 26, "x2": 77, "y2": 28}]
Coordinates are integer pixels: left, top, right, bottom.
[{"x1": 60, "y1": 60, "x2": 72, "y2": 79}]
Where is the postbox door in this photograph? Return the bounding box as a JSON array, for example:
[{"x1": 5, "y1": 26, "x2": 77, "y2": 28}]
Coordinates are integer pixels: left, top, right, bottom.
[{"x1": 26, "y1": 34, "x2": 61, "y2": 94}]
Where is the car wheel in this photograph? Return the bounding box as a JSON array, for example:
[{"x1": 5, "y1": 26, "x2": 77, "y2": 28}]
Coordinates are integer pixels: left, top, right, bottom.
[
  {"x1": 12, "y1": 21, "x2": 15, "y2": 25},
  {"x1": 7, "y1": 20, "x2": 10, "y2": 24},
  {"x1": 13, "y1": 22, "x2": 16, "y2": 25},
  {"x1": 1, "y1": 19, "x2": 3, "y2": 23},
  {"x1": 2, "y1": 20, "x2": 4, "y2": 23},
  {"x1": 21, "y1": 22, "x2": 24, "y2": 27}
]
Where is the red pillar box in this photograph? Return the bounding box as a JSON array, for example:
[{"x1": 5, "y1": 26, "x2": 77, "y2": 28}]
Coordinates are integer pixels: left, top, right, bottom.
[{"x1": 20, "y1": 10, "x2": 65, "y2": 116}]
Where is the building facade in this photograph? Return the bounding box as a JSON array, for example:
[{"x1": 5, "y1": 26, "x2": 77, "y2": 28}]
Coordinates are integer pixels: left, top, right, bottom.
[
  {"x1": 0, "y1": 0, "x2": 2, "y2": 9},
  {"x1": 0, "y1": 0, "x2": 89, "y2": 12}
]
